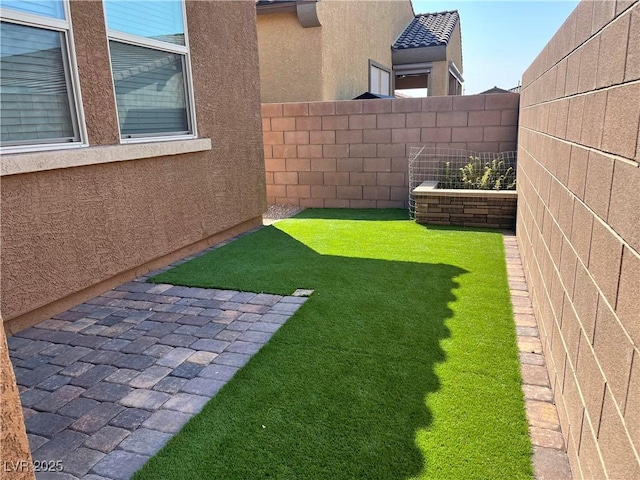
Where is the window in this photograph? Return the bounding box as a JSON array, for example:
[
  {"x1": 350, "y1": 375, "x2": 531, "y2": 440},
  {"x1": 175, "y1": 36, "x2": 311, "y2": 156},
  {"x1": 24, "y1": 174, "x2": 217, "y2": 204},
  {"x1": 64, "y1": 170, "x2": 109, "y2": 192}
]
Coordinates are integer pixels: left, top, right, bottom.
[
  {"x1": 0, "y1": 0, "x2": 84, "y2": 151},
  {"x1": 369, "y1": 61, "x2": 391, "y2": 96},
  {"x1": 104, "y1": 0, "x2": 194, "y2": 140},
  {"x1": 448, "y1": 73, "x2": 461, "y2": 95}
]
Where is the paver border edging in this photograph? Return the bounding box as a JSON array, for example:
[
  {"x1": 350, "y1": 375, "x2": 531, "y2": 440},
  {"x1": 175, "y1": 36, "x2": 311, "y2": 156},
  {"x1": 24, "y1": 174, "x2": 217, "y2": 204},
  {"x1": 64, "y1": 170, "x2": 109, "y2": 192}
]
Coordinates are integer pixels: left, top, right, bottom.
[{"x1": 504, "y1": 233, "x2": 572, "y2": 480}]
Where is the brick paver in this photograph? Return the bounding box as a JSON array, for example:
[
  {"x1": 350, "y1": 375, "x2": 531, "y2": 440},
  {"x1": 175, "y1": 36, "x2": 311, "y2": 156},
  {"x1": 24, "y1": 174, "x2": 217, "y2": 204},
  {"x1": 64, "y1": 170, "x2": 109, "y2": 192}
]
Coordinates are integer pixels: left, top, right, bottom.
[
  {"x1": 8, "y1": 234, "x2": 309, "y2": 480},
  {"x1": 504, "y1": 233, "x2": 572, "y2": 480}
]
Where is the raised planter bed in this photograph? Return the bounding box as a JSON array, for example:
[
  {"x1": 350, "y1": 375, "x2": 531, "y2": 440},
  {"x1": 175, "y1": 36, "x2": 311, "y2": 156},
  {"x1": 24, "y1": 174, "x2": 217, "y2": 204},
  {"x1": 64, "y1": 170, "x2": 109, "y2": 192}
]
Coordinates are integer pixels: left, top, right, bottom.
[{"x1": 412, "y1": 181, "x2": 517, "y2": 229}]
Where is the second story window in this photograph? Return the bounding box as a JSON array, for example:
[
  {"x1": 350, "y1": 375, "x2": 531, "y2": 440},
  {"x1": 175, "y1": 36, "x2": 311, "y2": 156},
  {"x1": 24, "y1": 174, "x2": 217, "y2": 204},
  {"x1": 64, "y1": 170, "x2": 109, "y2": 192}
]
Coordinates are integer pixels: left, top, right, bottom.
[
  {"x1": 104, "y1": 0, "x2": 195, "y2": 141},
  {"x1": 0, "y1": 0, "x2": 84, "y2": 152}
]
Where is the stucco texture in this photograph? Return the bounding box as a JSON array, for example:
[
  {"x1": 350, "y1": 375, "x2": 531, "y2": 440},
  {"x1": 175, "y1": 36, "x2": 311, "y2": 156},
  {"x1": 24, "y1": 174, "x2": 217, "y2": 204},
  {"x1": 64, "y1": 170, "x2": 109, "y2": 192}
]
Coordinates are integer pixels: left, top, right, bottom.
[
  {"x1": 0, "y1": 0, "x2": 266, "y2": 329},
  {"x1": 69, "y1": 0, "x2": 119, "y2": 146},
  {"x1": 318, "y1": 0, "x2": 414, "y2": 100},
  {"x1": 257, "y1": 0, "x2": 414, "y2": 102},
  {"x1": 257, "y1": 12, "x2": 323, "y2": 102},
  {"x1": 447, "y1": 22, "x2": 463, "y2": 75}
]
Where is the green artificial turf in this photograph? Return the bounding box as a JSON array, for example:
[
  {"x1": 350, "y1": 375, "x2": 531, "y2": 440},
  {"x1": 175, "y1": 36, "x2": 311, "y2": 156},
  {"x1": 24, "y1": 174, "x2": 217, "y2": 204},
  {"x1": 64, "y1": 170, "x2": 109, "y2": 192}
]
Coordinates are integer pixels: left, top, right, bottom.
[{"x1": 138, "y1": 209, "x2": 532, "y2": 479}]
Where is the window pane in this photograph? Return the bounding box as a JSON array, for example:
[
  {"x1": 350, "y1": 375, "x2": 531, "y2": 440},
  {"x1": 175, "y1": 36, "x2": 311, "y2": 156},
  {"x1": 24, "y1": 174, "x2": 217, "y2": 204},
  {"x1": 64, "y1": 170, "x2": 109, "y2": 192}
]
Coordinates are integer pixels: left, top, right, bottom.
[
  {"x1": 0, "y1": 21, "x2": 76, "y2": 144},
  {"x1": 0, "y1": 0, "x2": 64, "y2": 19},
  {"x1": 110, "y1": 41, "x2": 189, "y2": 137},
  {"x1": 370, "y1": 66, "x2": 381, "y2": 95},
  {"x1": 105, "y1": 0, "x2": 185, "y2": 46},
  {"x1": 381, "y1": 70, "x2": 390, "y2": 95}
]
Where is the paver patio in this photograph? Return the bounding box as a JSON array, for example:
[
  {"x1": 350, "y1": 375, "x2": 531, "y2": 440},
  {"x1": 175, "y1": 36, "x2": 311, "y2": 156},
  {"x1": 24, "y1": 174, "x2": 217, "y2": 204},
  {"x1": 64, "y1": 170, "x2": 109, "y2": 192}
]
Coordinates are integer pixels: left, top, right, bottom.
[{"x1": 8, "y1": 234, "x2": 309, "y2": 480}]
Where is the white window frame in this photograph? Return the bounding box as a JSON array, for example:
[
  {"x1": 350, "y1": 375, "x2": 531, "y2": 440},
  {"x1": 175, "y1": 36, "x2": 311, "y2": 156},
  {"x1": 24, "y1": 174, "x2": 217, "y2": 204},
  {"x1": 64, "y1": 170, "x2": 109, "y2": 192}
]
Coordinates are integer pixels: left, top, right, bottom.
[
  {"x1": 0, "y1": 2, "x2": 87, "y2": 155},
  {"x1": 104, "y1": 0, "x2": 197, "y2": 144}
]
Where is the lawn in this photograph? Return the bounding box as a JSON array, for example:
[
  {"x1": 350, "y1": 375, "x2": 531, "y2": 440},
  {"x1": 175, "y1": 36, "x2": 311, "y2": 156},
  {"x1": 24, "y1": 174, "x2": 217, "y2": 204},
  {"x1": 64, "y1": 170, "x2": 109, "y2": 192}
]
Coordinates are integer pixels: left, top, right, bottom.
[{"x1": 138, "y1": 209, "x2": 532, "y2": 479}]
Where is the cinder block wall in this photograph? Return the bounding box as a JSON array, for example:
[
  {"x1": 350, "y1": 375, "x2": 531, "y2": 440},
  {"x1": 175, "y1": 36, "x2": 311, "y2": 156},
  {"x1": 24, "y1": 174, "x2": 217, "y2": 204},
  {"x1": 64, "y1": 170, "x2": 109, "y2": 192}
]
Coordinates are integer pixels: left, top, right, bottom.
[
  {"x1": 517, "y1": 1, "x2": 639, "y2": 478},
  {"x1": 262, "y1": 95, "x2": 519, "y2": 208}
]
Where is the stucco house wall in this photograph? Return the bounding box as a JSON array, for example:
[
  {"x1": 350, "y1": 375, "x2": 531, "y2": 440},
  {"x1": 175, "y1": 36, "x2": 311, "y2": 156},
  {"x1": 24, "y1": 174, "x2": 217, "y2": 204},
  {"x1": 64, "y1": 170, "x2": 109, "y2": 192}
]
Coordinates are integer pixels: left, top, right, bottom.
[
  {"x1": 257, "y1": 0, "x2": 415, "y2": 102},
  {"x1": 447, "y1": 22, "x2": 463, "y2": 75},
  {"x1": 1, "y1": 0, "x2": 266, "y2": 334},
  {"x1": 517, "y1": 0, "x2": 639, "y2": 477},
  {"x1": 257, "y1": 10, "x2": 323, "y2": 102},
  {"x1": 428, "y1": 61, "x2": 449, "y2": 97},
  {"x1": 318, "y1": 0, "x2": 415, "y2": 100}
]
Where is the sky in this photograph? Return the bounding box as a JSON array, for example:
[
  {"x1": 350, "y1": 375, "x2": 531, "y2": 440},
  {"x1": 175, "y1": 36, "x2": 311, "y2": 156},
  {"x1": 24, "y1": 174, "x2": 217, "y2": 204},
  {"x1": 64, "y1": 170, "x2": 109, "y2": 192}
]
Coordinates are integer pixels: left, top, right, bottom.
[{"x1": 409, "y1": 0, "x2": 580, "y2": 94}]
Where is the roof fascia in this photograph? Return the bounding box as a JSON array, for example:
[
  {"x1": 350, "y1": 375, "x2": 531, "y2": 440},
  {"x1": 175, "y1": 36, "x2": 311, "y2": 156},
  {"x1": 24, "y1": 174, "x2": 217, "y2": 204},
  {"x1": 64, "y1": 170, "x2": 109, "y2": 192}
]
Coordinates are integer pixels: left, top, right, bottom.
[
  {"x1": 257, "y1": 0, "x2": 320, "y2": 28},
  {"x1": 256, "y1": 2, "x2": 297, "y2": 14},
  {"x1": 393, "y1": 45, "x2": 446, "y2": 65}
]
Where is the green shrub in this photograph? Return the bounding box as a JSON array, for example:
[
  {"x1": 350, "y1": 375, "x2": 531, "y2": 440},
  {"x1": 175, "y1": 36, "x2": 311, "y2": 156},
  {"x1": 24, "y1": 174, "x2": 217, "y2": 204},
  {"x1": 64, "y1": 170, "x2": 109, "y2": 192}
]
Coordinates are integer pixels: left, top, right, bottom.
[
  {"x1": 438, "y1": 161, "x2": 464, "y2": 189},
  {"x1": 440, "y1": 157, "x2": 516, "y2": 190}
]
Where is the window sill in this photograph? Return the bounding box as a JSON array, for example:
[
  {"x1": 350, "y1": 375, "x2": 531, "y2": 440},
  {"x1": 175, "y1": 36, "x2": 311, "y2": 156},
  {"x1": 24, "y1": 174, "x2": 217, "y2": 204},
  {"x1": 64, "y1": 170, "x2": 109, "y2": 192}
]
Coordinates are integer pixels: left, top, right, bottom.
[{"x1": 0, "y1": 138, "x2": 212, "y2": 176}]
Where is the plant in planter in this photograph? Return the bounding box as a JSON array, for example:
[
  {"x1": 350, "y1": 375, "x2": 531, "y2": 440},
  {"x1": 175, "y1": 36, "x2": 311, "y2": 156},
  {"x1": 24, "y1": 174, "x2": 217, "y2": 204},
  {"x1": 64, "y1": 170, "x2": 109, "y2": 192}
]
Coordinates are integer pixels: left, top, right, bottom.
[
  {"x1": 438, "y1": 161, "x2": 464, "y2": 189},
  {"x1": 439, "y1": 157, "x2": 516, "y2": 190}
]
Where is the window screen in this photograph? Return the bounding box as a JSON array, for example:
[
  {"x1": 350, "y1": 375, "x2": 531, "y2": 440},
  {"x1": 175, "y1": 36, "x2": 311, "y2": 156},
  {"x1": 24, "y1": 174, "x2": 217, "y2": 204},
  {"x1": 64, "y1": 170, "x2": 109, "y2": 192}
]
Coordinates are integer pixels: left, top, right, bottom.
[
  {"x1": 0, "y1": 20, "x2": 78, "y2": 146},
  {"x1": 109, "y1": 41, "x2": 189, "y2": 137},
  {"x1": 104, "y1": 0, "x2": 193, "y2": 139}
]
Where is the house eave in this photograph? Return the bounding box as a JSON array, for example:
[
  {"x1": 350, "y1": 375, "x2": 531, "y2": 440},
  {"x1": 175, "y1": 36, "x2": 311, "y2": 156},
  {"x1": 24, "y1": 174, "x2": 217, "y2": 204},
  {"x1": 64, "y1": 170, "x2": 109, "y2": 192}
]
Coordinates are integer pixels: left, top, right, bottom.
[
  {"x1": 392, "y1": 45, "x2": 447, "y2": 65},
  {"x1": 256, "y1": 0, "x2": 320, "y2": 27},
  {"x1": 256, "y1": 1, "x2": 297, "y2": 14}
]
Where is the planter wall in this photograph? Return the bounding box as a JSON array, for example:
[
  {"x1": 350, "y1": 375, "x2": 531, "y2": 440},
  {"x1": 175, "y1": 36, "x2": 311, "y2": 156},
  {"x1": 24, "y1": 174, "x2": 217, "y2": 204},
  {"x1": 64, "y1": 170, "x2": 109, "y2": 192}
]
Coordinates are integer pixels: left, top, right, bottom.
[{"x1": 413, "y1": 181, "x2": 517, "y2": 229}]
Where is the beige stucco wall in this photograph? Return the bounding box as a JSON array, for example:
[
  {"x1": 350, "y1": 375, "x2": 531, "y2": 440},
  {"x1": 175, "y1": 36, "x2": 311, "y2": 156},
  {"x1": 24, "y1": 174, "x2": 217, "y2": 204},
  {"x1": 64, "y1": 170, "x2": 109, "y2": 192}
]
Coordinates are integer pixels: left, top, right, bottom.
[
  {"x1": 430, "y1": 61, "x2": 449, "y2": 97},
  {"x1": 0, "y1": 0, "x2": 266, "y2": 331},
  {"x1": 447, "y1": 22, "x2": 463, "y2": 75},
  {"x1": 257, "y1": 11, "x2": 323, "y2": 102},
  {"x1": 257, "y1": 0, "x2": 414, "y2": 102},
  {"x1": 318, "y1": 0, "x2": 415, "y2": 100},
  {"x1": 517, "y1": 0, "x2": 639, "y2": 477},
  {"x1": 446, "y1": 21, "x2": 463, "y2": 95}
]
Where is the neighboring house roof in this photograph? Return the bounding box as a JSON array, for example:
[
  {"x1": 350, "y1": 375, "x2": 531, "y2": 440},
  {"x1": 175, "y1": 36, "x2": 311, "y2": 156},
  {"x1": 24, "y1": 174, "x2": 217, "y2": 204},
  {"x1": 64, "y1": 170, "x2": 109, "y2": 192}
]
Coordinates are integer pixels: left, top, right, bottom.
[
  {"x1": 353, "y1": 92, "x2": 395, "y2": 100},
  {"x1": 393, "y1": 11, "x2": 459, "y2": 50},
  {"x1": 480, "y1": 86, "x2": 521, "y2": 94},
  {"x1": 480, "y1": 86, "x2": 512, "y2": 94}
]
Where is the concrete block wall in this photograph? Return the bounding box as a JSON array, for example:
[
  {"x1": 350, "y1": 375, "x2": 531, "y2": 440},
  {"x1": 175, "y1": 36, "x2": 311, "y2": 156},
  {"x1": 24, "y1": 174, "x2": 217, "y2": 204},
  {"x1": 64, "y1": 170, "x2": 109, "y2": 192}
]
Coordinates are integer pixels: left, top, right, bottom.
[
  {"x1": 517, "y1": 1, "x2": 640, "y2": 478},
  {"x1": 262, "y1": 95, "x2": 519, "y2": 208}
]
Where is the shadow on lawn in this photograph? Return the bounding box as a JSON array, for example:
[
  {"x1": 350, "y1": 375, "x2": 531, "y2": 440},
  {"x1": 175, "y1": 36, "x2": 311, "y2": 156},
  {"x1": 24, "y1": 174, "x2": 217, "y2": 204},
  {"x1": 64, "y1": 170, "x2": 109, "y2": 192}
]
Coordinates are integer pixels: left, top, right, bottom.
[{"x1": 143, "y1": 224, "x2": 468, "y2": 479}]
